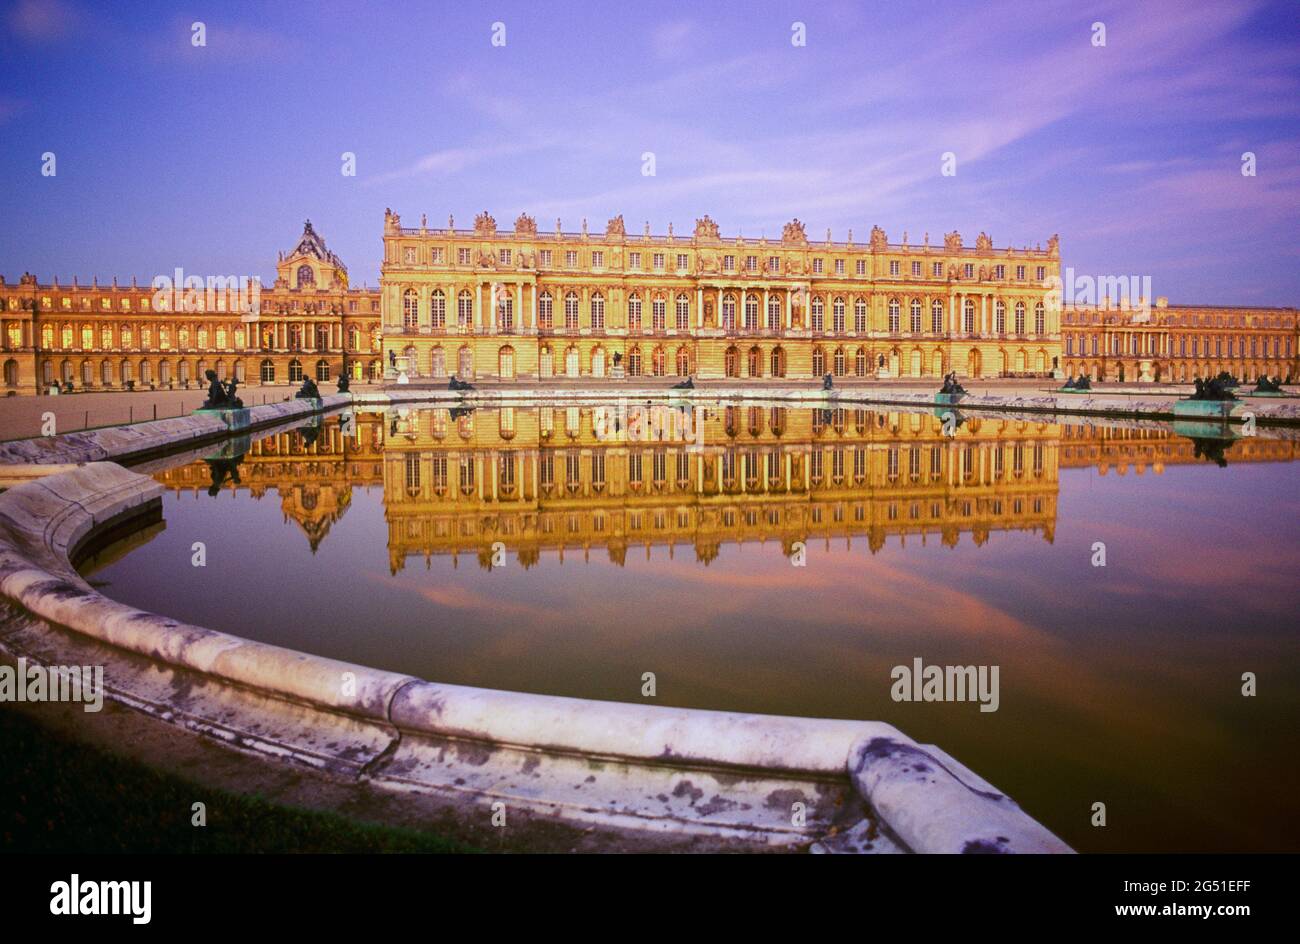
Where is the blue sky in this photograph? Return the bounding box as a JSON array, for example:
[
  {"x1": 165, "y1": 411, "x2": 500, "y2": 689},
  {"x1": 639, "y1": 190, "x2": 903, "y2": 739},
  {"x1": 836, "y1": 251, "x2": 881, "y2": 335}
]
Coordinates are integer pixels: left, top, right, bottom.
[{"x1": 1, "y1": 0, "x2": 1297, "y2": 304}]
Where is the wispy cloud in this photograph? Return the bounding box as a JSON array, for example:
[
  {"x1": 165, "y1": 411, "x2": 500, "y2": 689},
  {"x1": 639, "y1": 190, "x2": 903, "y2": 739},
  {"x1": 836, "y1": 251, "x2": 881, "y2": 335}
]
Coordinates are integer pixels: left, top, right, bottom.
[{"x1": 6, "y1": 0, "x2": 81, "y2": 42}]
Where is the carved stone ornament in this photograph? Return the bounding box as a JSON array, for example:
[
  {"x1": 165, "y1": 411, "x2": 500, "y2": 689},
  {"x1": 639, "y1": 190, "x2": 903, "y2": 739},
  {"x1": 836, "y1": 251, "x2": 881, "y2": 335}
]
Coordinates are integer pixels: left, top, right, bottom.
[{"x1": 693, "y1": 215, "x2": 720, "y2": 239}]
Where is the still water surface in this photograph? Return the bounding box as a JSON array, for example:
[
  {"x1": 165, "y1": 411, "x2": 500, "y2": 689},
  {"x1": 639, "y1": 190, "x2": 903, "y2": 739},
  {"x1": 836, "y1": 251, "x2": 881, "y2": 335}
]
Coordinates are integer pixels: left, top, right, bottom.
[{"x1": 87, "y1": 404, "x2": 1300, "y2": 853}]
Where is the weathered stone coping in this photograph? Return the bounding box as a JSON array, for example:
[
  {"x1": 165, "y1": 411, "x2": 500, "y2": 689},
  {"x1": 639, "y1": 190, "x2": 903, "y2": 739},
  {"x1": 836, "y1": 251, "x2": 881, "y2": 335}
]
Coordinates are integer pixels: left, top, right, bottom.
[
  {"x1": 0, "y1": 462, "x2": 1072, "y2": 853},
  {"x1": 0, "y1": 394, "x2": 352, "y2": 468},
  {"x1": 358, "y1": 384, "x2": 1300, "y2": 425}
]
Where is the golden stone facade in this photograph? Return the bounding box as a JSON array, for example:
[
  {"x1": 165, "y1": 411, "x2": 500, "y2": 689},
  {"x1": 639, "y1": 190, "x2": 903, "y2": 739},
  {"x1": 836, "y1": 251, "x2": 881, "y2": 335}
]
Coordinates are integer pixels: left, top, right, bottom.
[
  {"x1": 0, "y1": 221, "x2": 382, "y2": 394},
  {"x1": 8, "y1": 212, "x2": 1298, "y2": 397},
  {"x1": 1062, "y1": 298, "x2": 1298, "y2": 383},
  {"x1": 379, "y1": 211, "x2": 1065, "y2": 382}
]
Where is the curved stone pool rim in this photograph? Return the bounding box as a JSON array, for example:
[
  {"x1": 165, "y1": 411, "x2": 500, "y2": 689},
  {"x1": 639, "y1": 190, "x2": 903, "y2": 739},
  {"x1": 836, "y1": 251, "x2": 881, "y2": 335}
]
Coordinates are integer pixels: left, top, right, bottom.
[{"x1": 0, "y1": 401, "x2": 1073, "y2": 853}]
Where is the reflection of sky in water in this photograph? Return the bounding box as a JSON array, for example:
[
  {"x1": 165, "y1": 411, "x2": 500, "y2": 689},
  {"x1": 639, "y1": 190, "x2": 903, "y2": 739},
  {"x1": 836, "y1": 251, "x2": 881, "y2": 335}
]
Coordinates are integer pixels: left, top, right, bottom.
[{"x1": 90, "y1": 414, "x2": 1300, "y2": 853}]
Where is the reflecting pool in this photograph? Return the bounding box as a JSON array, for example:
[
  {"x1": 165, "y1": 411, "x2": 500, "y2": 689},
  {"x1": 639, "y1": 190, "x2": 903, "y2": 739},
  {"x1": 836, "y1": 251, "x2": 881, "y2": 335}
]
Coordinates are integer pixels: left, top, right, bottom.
[{"x1": 87, "y1": 403, "x2": 1300, "y2": 853}]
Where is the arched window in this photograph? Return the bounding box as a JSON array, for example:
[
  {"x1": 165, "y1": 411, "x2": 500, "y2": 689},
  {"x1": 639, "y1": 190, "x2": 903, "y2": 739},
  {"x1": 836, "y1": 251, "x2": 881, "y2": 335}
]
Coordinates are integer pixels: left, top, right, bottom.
[
  {"x1": 676, "y1": 346, "x2": 690, "y2": 375},
  {"x1": 676, "y1": 294, "x2": 691, "y2": 331},
  {"x1": 591, "y1": 292, "x2": 605, "y2": 331},
  {"x1": 565, "y1": 345, "x2": 579, "y2": 377},
  {"x1": 627, "y1": 293, "x2": 641, "y2": 332},
  {"x1": 722, "y1": 294, "x2": 737, "y2": 331},
  {"x1": 538, "y1": 345, "x2": 553, "y2": 377},
  {"x1": 430, "y1": 346, "x2": 446, "y2": 377},
  {"x1": 403, "y1": 289, "x2": 418, "y2": 329},
  {"x1": 538, "y1": 291, "x2": 553, "y2": 330},
  {"x1": 458, "y1": 345, "x2": 473, "y2": 378},
  {"x1": 832, "y1": 297, "x2": 845, "y2": 333},
  {"x1": 747, "y1": 346, "x2": 762, "y2": 377},
  {"x1": 591, "y1": 346, "x2": 606, "y2": 377},
  {"x1": 888, "y1": 298, "x2": 900, "y2": 334},
  {"x1": 458, "y1": 290, "x2": 473, "y2": 328},
  {"x1": 651, "y1": 345, "x2": 666, "y2": 376},
  {"x1": 768, "y1": 295, "x2": 782, "y2": 331},
  {"x1": 724, "y1": 346, "x2": 739, "y2": 377},
  {"x1": 855, "y1": 298, "x2": 868, "y2": 333},
  {"x1": 855, "y1": 347, "x2": 867, "y2": 376},
  {"x1": 652, "y1": 296, "x2": 666, "y2": 332},
  {"x1": 963, "y1": 297, "x2": 976, "y2": 335},
  {"x1": 812, "y1": 346, "x2": 825, "y2": 375},
  {"x1": 297, "y1": 264, "x2": 315, "y2": 288},
  {"x1": 430, "y1": 289, "x2": 446, "y2": 328},
  {"x1": 315, "y1": 324, "x2": 330, "y2": 350},
  {"x1": 498, "y1": 345, "x2": 515, "y2": 379},
  {"x1": 628, "y1": 346, "x2": 642, "y2": 376},
  {"x1": 909, "y1": 299, "x2": 922, "y2": 334},
  {"x1": 770, "y1": 346, "x2": 786, "y2": 377},
  {"x1": 833, "y1": 347, "x2": 846, "y2": 376},
  {"x1": 1034, "y1": 302, "x2": 1045, "y2": 335},
  {"x1": 315, "y1": 359, "x2": 331, "y2": 381},
  {"x1": 932, "y1": 299, "x2": 945, "y2": 334},
  {"x1": 745, "y1": 294, "x2": 759, "y2": 331},
  {"x1": 995, "y1": 300, "x2": 1006, "y2": 335},
  {"x1": 810, "y1": 296, "x2": 824, "y2": 332},
  {"x1": 1014, "y1": 301, "x2": 1026, "y2": 335},
  {"x1": 563, "y1": 292, "x2": 579, "y2": 331},
  {"x1": 288, "y1": 358, "x2": 303, "y2": 382}
]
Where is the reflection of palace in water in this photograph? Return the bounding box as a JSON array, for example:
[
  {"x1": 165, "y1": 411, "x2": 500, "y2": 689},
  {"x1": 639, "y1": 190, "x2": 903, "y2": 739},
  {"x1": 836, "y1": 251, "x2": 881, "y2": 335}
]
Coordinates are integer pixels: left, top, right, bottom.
[{"x1": 148, "y1": 408, "x2": 1298, "y2": 568}]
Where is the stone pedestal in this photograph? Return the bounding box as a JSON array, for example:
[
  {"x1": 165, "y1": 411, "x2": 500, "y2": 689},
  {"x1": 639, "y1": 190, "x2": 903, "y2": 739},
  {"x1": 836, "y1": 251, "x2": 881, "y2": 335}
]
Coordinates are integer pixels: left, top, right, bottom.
[
  {"x1": 1172, "y1": 399, "x2": 1242, "y2": 420},
  {"x1": 192, "y1": 407, "x2": 253, "y2": 431}
]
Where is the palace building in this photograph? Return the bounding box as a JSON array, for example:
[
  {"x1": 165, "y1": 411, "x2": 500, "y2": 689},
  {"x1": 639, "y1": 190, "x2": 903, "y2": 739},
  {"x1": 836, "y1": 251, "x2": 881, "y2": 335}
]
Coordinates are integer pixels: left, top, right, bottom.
[
  {"x1": 5, "y1": 212, "x2": 1297, "y2": 396},
  {"x1": 378, "y1": 210, "x2": 1065, "y2": 383},
  {"x1": 1061, "y1": 298, "x2": 1298, "y2": 384},
  {"x1": 0, "y1": 221, "x2": 383, "y2": 394}
]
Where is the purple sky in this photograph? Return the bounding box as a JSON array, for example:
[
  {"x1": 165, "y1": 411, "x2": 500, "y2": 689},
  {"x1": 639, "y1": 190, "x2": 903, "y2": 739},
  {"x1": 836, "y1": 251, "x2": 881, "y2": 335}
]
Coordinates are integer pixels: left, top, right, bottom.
[{"x1": 1, "y1": 0, "x2": 1297, "y2": 304}]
